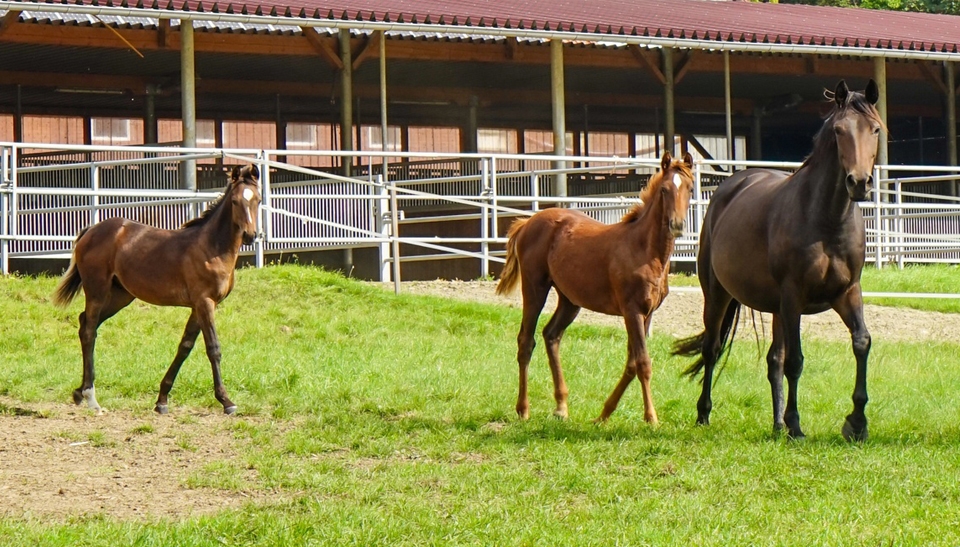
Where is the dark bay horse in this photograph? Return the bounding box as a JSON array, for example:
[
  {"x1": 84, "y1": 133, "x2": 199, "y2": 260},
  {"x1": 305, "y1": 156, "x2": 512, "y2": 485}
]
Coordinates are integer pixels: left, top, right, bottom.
[
  {"x1": 496, "y1": 152, "x2": 694, "y2": 423},
  {"x1": 674, "y1": 80, "x2": 881, "y2": 440},
  {"x1": 53, "y1": 164, "x2": 261, "y2": 415}
]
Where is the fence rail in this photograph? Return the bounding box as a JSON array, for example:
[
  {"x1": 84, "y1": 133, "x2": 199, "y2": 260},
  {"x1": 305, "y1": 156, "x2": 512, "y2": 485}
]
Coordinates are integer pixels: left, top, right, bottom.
[{"x1": 2, "y1": 143, "x2": 959, "y2": 285}]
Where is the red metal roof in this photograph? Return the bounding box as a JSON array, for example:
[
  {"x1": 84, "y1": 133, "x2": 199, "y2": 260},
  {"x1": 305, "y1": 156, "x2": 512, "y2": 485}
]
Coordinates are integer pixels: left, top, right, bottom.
[{"x1": 6, "y1": 0, "x2": 960, "y2": 53}]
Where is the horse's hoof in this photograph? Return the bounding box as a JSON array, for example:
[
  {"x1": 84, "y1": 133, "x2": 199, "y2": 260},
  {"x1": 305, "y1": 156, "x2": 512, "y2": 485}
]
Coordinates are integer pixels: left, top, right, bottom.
[
  {"x1": 592, "y1": 415, "x2": 609, "y2": 425},
  {"x1": 154, "y1": 404, "x2": 169, "y2": 415},
  {"x1": 72, "y1": 389, "x2": 84, "y2": 405},
  {"x1": 842, "y1": 418, "x2": 867, "y2": 442},
  {"x1": 787, "y1": 431, "x2": 807, "y2": 441},
  {"x1": 552, "y1": 408, "x2": 568, "y2": 420},
  {"x1": 695, "y1": 416, "x2": 710, "y2": 426},
  {"x1": 223, "y1": 405, "x2": 238, "y2": 415}
]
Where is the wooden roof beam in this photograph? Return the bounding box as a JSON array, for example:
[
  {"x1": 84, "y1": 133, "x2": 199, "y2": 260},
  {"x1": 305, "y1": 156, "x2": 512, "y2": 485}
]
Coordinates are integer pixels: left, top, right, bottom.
[
  {"x1": 352, "y1": 31, "x2": 381, "y2": 70},
  {"x1": 302, "y1": 27, "x2": 342, "y2": 69},
  {"x1": 917, "y1": 61, "x2": 947, "y2": 95},
  {"x1": 631, "y1": 45, "x2": 665, "y2": 84},
  {"x1": 0, "y1": 9, "x2": 21, "y2": 38}
]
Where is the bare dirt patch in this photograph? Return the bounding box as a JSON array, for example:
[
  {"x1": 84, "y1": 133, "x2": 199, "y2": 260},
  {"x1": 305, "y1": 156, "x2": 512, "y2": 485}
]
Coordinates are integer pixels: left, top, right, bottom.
[
  {"x1": 390, "y1": 279, "x2": 960, "y2": 343},
  {"x1": 0, "y1": 397, "x2": 270, "y2": 522}
]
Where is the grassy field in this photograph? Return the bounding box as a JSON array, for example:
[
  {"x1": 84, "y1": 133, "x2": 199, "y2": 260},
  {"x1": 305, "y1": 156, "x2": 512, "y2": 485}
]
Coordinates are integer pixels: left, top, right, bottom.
[
  {"x1": 1, "y1": 265, "x2": 960, "y2": 545},
  {"x1": 671, "y1": 263, "x2": 960, "y2": 313}
]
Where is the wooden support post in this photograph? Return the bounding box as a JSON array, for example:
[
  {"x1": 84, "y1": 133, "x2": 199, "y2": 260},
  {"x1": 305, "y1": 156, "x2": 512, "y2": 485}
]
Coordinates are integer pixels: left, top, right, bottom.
[
  {"x1": 551, "y1": 39, "x2": 567, "y2": 197},
  {"x1": 946, "y1": 61, "x2": 958, "y2": 196},
  {"x1": 180, "y1": 20, "x2": 197, "y2": 193},
  {"x1": 663, "y1": 48, "x2": 676, "y2": 156},
  {"x1": 339, "y1": 28, "x2": 354, "y2": 177}
]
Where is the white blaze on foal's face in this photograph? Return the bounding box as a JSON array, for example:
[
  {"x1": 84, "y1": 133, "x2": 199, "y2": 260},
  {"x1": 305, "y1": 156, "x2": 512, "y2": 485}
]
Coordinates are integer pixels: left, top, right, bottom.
[
  {"x1": 242, "y1": 188, "x2": 255, "y2": 224},
  {"x1": 673, "y1": 173, "x2": 682, "y2": 189}
]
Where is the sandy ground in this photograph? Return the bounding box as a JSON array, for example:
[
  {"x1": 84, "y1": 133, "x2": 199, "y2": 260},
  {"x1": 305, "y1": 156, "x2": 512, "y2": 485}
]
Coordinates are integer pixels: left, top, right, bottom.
[
  {"x1": 2, "y1": 280, "x2": 957, "y2": 522},
  {"x1": 395, "y1": 279, "x2": 960, "y2": 343}
]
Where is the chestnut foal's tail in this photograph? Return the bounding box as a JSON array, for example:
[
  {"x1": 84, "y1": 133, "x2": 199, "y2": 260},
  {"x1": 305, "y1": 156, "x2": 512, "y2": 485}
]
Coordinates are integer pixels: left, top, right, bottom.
[
  {"x1": 52, "y1": 226, "x2": 90, "y2": 307},
  {"x1": 494, "y1": 218, "x2": 529, "y2": 296},
  {"x1": 672, "y1": 299, "x2": 741, "y2": 381}
]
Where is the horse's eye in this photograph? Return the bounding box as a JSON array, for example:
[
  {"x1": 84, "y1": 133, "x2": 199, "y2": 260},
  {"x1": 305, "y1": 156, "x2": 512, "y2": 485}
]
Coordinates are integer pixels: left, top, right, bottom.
[{"x1": 872, "y1": 127, "x2": 880, "y2": 135}]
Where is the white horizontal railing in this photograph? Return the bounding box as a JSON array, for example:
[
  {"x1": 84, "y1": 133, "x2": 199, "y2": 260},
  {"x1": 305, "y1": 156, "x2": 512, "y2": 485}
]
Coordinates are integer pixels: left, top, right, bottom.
[{"x1": 1, "y1": 142, "x2": 959, "y2": 291}]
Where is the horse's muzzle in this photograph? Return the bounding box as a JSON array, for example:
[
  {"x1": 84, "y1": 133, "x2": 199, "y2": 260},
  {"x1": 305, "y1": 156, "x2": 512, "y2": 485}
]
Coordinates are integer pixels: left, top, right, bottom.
[
  {"x1": 242, "y1": 232, "x2": 256, "y2": 245},
  {"x1": 846, "y1": 175, "x2": 873, "y2": 202},
  {"x1": 669, "y1": 219, "x2": 685, "y2": 237}
]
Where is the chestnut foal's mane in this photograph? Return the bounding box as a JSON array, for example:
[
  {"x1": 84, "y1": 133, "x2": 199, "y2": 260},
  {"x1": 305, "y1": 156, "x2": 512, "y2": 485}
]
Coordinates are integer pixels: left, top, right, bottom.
[{"x1": 620, "y1": 160, "x2": 692, "y2": 223}]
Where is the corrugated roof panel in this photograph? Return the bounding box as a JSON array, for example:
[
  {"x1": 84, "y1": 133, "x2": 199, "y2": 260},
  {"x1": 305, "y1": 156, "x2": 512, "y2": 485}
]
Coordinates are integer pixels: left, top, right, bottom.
[{"x1": 3, "y1": 0, "x2": 960, "y2": 53}]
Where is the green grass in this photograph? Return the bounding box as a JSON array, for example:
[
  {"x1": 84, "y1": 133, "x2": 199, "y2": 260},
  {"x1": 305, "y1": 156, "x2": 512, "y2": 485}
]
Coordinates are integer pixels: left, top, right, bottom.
[
  {"x1": 671, "y1": 263, "x2": 960, "y2": 313},
  {"x1": 2, "y1": 264, "x2": 960, "y2": 545}
]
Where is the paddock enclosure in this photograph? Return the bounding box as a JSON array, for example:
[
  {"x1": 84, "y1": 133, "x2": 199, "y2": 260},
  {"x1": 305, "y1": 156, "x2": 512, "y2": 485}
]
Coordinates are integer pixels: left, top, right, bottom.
[{"x1": 2, "y1": 0, "x2": 960, "y2": 282}]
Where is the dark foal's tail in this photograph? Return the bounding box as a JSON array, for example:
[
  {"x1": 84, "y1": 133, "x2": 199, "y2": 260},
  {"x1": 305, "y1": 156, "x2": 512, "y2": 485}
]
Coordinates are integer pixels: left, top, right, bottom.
[
  {"x1": 52, "y1": 227, "x2": 90, "y2": 308},
  {"x1": 672, "y1": 299, "x2": 742, "y2": 381},
  {"x1": 494, "y1": 218, "x2": 529, "y2": 296}
]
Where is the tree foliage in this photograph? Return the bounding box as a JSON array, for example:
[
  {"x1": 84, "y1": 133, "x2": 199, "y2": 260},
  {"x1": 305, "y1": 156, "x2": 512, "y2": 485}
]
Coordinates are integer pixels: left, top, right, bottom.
[{"x1": 776, "y1": 0, "x2": 960, "y2": 14}]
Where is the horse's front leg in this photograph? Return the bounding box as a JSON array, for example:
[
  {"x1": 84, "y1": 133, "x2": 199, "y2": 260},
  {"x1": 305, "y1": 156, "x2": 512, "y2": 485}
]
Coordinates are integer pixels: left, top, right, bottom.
[
  {"x1": 779, "y1": 294, "x2": 805, "y2": 439},
  {"x1": 597, "y1": 313, "x2": 655, "y2": 423},
  {"x1": 195, "y1": 299, "x2": 237, "y2": 415},
  {"x1": 833, "y1": 284, "x2": 871, "y2": 442},
  {"x1": 155, "y1": 311, "x2": 201, "y2": 414}
]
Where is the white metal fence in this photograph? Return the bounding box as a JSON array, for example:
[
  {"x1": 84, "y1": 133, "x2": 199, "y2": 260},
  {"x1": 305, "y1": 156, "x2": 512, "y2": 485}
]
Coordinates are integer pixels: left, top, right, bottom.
[{"x1": 2, "y1": 142, "x2": 959, "y2": 283}]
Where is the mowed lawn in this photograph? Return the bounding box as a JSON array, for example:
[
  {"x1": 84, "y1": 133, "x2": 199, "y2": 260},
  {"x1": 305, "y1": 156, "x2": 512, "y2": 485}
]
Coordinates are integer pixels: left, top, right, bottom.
[{"x1": 2, "y1": 264, "x2": 960, "y2": 546}]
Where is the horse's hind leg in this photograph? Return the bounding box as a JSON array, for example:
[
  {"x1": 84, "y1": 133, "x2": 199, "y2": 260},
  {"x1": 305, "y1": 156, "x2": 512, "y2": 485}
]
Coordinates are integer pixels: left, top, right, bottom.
[
  {"x1": 515, "y1": 278, "x2": 550, "y2": 420},
  {"x1": 75, "y1": 282, "x2": 134, "y2": 413},
  {"x1": 195, "y1": 298, "x2": 237, "y2": 415},
  {"x1": 767, "y1": 315, "x2": 787, "y2": 434},
  {"x1": 155, "y1": 311, "x2": 201, "y2": 414},
  {"x1": 696, "y1": 288, "x2": 736, "y2": 426},
  {"x1": 542, "y1": 292, "x2": 580, "y2": 419},
  {"x1": 833, "y1": 284, "x2": 871, "y2": 442}
]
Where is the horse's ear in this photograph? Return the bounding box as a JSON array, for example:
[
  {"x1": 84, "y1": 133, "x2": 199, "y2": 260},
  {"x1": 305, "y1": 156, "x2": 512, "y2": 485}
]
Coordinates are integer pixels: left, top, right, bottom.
[
  {"x1": 230, "y1": 165, "x2": 241, "y2": 183},
  {"x1": 248, "y1": 164, "x2": 260, "y2": 181},
  {"x1": 682, "y1": 152, "x2": 693, "y2": 169},
  {"x1": 660, "y1": 152, "x2": 672, "y2": 172},
  {"x1": 834, "y1": 80, "x2": 849, "y2": 107},
  {"x1": 865, "y1": 79, "x2": 879, "y2": 105}
]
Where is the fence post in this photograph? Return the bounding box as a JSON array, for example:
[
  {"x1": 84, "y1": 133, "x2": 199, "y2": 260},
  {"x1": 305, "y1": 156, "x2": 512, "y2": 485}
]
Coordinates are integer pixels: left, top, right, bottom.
[
  {"x1": 895, "y1": 179, "x2": 904, "y2": 269},
  {"x1": 693, "y1": 159, "x2": 703, "y2": 244},
  {"x1": 491, "y1": 155, "x2": 499, "y2": 244},
  {"x1": 531, "y1": 173, "x2": 540, "y2": 212},
  {"x1": 480, "y1": 158, "x2": 490, "y2": 279},
  {"x1": 377, "y1": 174, "x2": 391, "y2": 283},
  {"x1": 390, "y1": 175, "x2": 401, "y2": 294},
  {"x1": 254, "y1": 151, "x2": 268, "y2": 268},
  {"x1": 1, "y1": 145, "x2": 9, "y2": 275},
  {"x1": 90, "y1": 164, "x2": 100, "y2": 227},
  {"x1": 873, "y1": 165, "x2": 883, "y2": 268}
]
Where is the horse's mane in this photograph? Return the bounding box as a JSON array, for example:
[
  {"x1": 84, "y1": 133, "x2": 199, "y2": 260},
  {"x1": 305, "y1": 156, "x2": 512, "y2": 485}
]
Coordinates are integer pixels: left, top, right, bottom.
[
  {"x1": 620, "y1": 160, "x2": 692, "y2": 223},
  {"x1": 180, "y1": 165, "x2": 256, "y2": 229},
  {"x1": 801, "y1": 89, "x2": 885, "y2": 170},
  {"x1": 181, "y1": 187, "x2": 230, "y2": 229}
]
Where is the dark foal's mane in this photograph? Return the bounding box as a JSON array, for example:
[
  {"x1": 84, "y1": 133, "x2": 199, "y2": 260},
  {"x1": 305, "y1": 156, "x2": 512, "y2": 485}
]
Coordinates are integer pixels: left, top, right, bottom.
[
  {"x1": 801, "y1": 90, "x2": 884, "y2": 170},
  {"x1": 620, "y1": 161, "x2": 692, "y2": 223},
  {"x1": 180, "y1": 166, "x2": 254, "y2": 229}
]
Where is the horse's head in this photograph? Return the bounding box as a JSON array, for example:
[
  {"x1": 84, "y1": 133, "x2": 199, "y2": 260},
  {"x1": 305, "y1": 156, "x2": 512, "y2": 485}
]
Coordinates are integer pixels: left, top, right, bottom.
[
  {"x1": 658, "y1": 151, "x2": 695, "y2": 237},
  {"x1": 831, "y1": 79, "x2": 882, "y2": 202},
  {"x1": 228, "y1": 164, "x2": 261, "y2": 245}
]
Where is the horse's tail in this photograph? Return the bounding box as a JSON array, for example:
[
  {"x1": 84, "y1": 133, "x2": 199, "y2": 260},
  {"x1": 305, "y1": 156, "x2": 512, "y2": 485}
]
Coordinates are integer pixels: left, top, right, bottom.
[
  {"x1": 495, "y1": 218, "x2": 529, "y2": 296},
  {"x1": 672, "y1": 299, "x2": 742, "y2": 381},
  {"x1": 52, "y1": 227, "x2": 90, "y2": 308}
]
